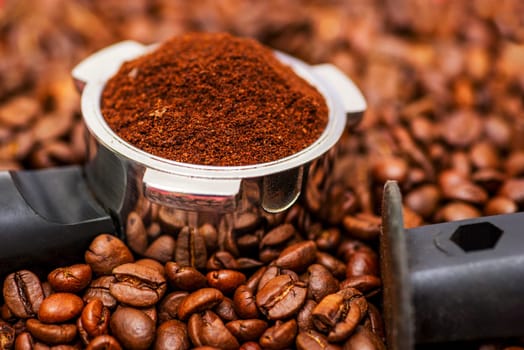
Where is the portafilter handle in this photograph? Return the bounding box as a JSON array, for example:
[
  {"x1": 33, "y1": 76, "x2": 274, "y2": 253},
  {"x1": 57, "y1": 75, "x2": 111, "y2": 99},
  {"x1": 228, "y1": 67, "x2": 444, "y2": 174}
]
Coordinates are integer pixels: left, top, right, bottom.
[{"x1": 380, "y1": 181, "x2": 524, "y2": 349}]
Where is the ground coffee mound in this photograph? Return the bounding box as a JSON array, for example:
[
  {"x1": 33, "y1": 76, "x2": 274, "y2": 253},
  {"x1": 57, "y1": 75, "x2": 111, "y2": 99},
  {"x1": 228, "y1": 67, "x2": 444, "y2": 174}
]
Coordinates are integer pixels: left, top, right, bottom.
[{"x1": 101, "y1": 32, "x2": 328, "y2": 166}]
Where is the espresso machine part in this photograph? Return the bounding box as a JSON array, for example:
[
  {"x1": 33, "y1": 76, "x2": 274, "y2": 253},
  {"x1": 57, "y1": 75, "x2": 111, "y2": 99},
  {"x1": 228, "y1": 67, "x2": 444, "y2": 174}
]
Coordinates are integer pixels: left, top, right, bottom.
[
  {"x1": 381, "y1": 181, "x2": 524, "y2": 350},
  {"x1": 0, "y1": 40, "x2": 366, "y2": 275}
]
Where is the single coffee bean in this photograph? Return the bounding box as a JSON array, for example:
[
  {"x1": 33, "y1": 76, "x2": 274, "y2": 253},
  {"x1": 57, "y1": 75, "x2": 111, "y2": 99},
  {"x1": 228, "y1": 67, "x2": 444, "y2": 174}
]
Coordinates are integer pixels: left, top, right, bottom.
[
  {"x1": 316, "y1": 252, "x2": 347, "y2": 280},
  {"x1": 110, "y1": 307, "x2": 155, "y2": 350},
  {"x1": 158, "y1": 207, "x2": 186, "y2": 234},
  {"x1": 346, "y1": 250, "x2": 379, "y2": 278},
  {"x1": 212, "y1": 297, "x2": 238, "y2": 322},
  {"x1": 233, "y1": 212, "x2": 261, "y2": 234},
  {"x1": 499, "y1": 178, "x2": 524, "y2": 204},
  {"x1": 143, "y1": 235, "x2": 176, "y2": 264},
  {"x1": 239, "y1": 342, "x2": 262, "y2": 350},
  {"x1": 315, "y1": 228, "x2": 342, "y2": 252},
  {"x1": 126, "y1": 211, "x2": 148, "y2": 254},
  {"x1": 434, "y1": 201, "x2": 481, "y2": 222},
  {"x1": 187, "y1": 310, "x2": 239, "y2": 350},
  {"x1": 472, "y1": 168, "x2": 505, "y2": 193},
  {"x1": 83, "y1": 276, "x2": 117, "y2": 309},
  {"x1": 307, "y1": 264, "x2": 339, "y2": 302},
  {"x1": 469, "y1": 141, "x2": 500, "y2": 169},
  {"x1": 0, "y1": 319, "x2": 15, "y2": 349},
  {"x1": 260, "y1": 224, "x2": 296, "y2": 248},
  {"x1": 484, "y1": 196, "x2": 518, "y2": 215},
  {"x1": 206, "y1": 269, "x2": 246, "y2": 295},
  {"x1": 85, "y1": 234, "x2": 134, "y2": 276},
  {"x1": 442, "y1": 180, "x2": 488, "y2": 204},
  {"x1": 26, "y1": 319, "x2": 77, "y2": 344},
  {"x1": 177, "y1": 288, "x2": 224, "y2": 321},
  {"x1": 404, "y1": 184, "x2": 441, "y2": 218},
  {"x1": 313, "y1": 288, "x2": 368, "y2": 342},
  {"x1": 258, "y1": 266, "x2": 299, "y2": 293},
  {"x1": 233, "y1": 284, "x2": 259, "y2": 319},
  {"x1": 259, "y1": 319, "x2": 297, "y2": 350},
  {"x1": 206, "y1": 251, "x2": 239, "y2": 270},
  {"x1": 38, "y1": 293, "x2": 83, "y2": 323},
  {"x1": 364, "y1": 303, "x2": 386, "y2": 342},
  {"x1": 154, "y1": 319, "x2": 190, "y2": 350},
  {"x1": 225, "y1": 319, "x2": 268, "y2": 342},
  {"x1": 135, "y1": 258, "x2": 165, "y2": 276},
  {"x1": 158, "y1": 291, "x2": 188, "y2": 322},
  {"x1": 236, "y1": 257, "x2": 264, "y2": 270},
  {"x1": 14, "y1": 332, "x2": 34, "y2": 350},
  {"x1": 80, "y1": 299, "x2": 110, "y2": 339},
  {"x1": 165, "y1": 262, "x2": 207, "y2": 291},
  {"x1": 110, "y1": 262, "x2": 167, "y2": 307},
  {"x1": 275, "y1": 240, "x2": 317, "y2": 272},
  {"x1": 296, "y1": 330, "x2": 342, "y2": 350},
  {"x1": 342, "y1": 325, "x2": 386, "y2": 350},
  {"x1": 3, "y1": 270, "x2": 44, "y2": 318},
  {"x1": 371, "y1": 156, "x2": 408, "y2": 183},
  {"x1": 342, "y1": 215, "x2": 381, "y2": 240},
  {"x1": 297, "y1": 299, "x2": 317, "y2": 332},
  {"x1": 175, "y1": 226, "x2": 207, "y2": 269},
  {"x1": 340, "y1": 275, "x2": 382, "y2": 296},
  {"x1": 47, "y1": 264, "x2": 92, "y2": 293},
  {"x1": 245, "y1": 266, "x2": 267, "y2": 292},
  {"x1": 256, "y1": 274, "x2": 307, "y2": 320},
  {"x1": 199, "y1": 223, "x2": 219, "y2": 254},
  {"x1": 86, "y1": 335, "x2": 122, "y2": 350}
]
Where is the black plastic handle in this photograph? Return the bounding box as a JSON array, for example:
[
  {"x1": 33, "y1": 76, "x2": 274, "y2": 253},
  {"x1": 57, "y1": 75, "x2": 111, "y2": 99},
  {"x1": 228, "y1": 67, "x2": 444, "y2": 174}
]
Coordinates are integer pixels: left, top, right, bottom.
[{"x1": 0, "y1": 166, "x2": 116, "y2": 276}]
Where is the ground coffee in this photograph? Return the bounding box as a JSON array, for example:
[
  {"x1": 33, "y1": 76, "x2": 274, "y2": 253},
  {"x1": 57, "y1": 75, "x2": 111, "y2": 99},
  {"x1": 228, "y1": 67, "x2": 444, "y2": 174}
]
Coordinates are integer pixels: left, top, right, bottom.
[{"x1": 101, "y1": 32, "x2": 328, "y2": 166}]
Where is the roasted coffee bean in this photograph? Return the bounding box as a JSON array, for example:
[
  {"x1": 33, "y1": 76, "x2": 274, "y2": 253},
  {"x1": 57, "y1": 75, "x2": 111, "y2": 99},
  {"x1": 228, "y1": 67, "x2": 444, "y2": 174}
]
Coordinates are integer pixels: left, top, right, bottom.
[
  {"x1": 313, "y1": 288, "x2": 368, "y2": 342},
  {"x1": 177, "y1": 288, "x2": 224, "y2": 321},
  {"x1": 233, "y1": 284, "x2": 259, "y2": 319},
  {"x1": 188, "y1": 310, "x2": 239, "y2": 350},
  {"x1": 236, "y1": 258, "x2": 264, "y2": 269},
  {"x1": 47, "y1": 264, "x2": 92, "y2": 293},
  {"x1": 26, "y1": 319, "x2": 76, "y2": 344},
  {"x1": 175, "y1": 226, "x2": 207, "y2": 269},
  {"x1": 258, "y1": 266, "x2": 299, "y2": 293},
  {"x1": 83, "y1": 276, "x2": 117, "y2": 309},
  {"x1": 404, "y1": 184, "x2": 441, "y2": 218},
  {"x1": 484, "y1": 196, "x2": 518, "y2": 215},
  {"x1": 297, "y1": 299, "x2": 317, "y2": 332},
  {"x1": 110, "y1": 263, "x2": 167, "y2": 307},
  {"x1": 206, "y1": 269, "x2": 246, "y2": 295},
  {"x1": 165, "y1": 262, "x2": 207, "y2": 291},
  {"x1": 307, "y1": 264, "x2": 340, "y2": 302},
  {"x1": 340, "y1": 275, "x2": 382, "y2": 296},
  {"x1": 296, "y1": 330, "x2": 342, "y2": 350},
  {"x1": 275, "y1": 240, "x2": 317, "y2": 272},
  {"x1": 158, "y1": 207, "x2": 186, "y2": 234},
  {"x1": 316, "y1": 252, "x2": 347, "y2": 280},
  {"x1": 233, "y1": 212, "x2": 261, "y2": 234},
  {"x1": 260, "y1": 224, "x2": 296, "y2": 248},
  {"x1": 206, "y1": 251, "x2": 239, "y2": 270},
  {"x1": 245, "y1": 266, "x2": 267, "y2": 292},
  {"x1": 259, "y1": 319, "x2": 297, "y2": 350},
  {"x1": 342, "y1": 215, "x2": 381, "y2": 240},
  {"x1": 372, "y1": 156, "x2": 408, "y2": 183},
  {"x1": 80, "y1": 299, "x2": 110, "y2": 339},
  {"x1": 14, "y1": 332, "x2": 34, "y2": 350},
  {"x1": 0, "y1": 319, "x2": 15, "y2": 349},
  {"x1": 342, "y1": 325, "x2": 386, "y2": 350},
  {"x1": 85, "y1": 234, "x2": 134, "y2": 276},
  {"x1": 212, "y1": 297, "x2": 238, "y2": 322},
  {"x1": 315, "y1": 228, "x2": 342, "y2": 252},
  {"x1": 135, "y1": 258, "x2": 165, "y2": 276},
  {"x1": 499, "y1": 179, "x2": 524, "y2": 204},
  {"x1": 86, "y1": 335, "x2": 122, "y2": 350},
  {"x1": 143, "y1": 235, "x2": 176, "y2": 264},
  {"x1": 155, "y1": 319, "x2": 190, "y2": 350},
  {"x1": 346, "y1": 249, "x2": 379, "y2": 278},
  {"x1": 199, "y1": 223, "x2": 219, "y2": 253},
  {"x1": 239, "y1": 342, "x2": 262, "y2": 350},
  {"x1": 126, "y1": 211, "x2": 148, "y2": 254},
  {"x1": 435, "y1": 201, "x2": 481, "y2": 222},
  {"x1": 225, "y1": 319, "x2": 268, "y2": 342},
  {"x1": 110, "y1": 307, "x2": 155, "y2": 350},
  {"x1": 158, "y1": 291, "x2": 188, "y2": 323},
  {"x1": 364, "y1": 303, "x2": 385, "y2": 341},
  {"x1": 256, "y1": 274, "x2": 307, "y2": 320},
  {"x1": 3, "y1": 270, "x2": 44, "y2": 318},
  {"x1": 38, "y1": 293, "x2": 83, "y2": 323}
]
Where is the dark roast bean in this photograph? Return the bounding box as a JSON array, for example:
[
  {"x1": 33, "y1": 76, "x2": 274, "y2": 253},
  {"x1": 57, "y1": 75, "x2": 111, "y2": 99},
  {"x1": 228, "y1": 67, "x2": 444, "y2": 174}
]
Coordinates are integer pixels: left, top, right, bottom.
[
  {"x1": 206, "y1": 251, "x2": 239, "y2": 270},
  {"x1": 38, "y1": 293, "x2": 83, "y2": 323},
  {"x1": 342, "y1": 325, "x2": 386, "y2": 350},
  {"x1": 259, "y1": 319, "x2": 297, "y2": 350},
  {"x1": 165, "y1": 262, "x2": 207, "y2": 291},
  {"x1": 0, "y1": 319, "x2": 15, "y2": 349},
  {"x1": 233, "y1": 285, "x2": 259, "y2": 319},
  {"x1": 86, "y1": 335, "x2": 122, "y2": 350},
  {"x1": 206, "y1": 269, "x2": 246, "y2": 295},
  {"x1": 188, "y1": 310, "x2": 239, "y2": 350},
  {"x1": 245, "y1": 266, "x2": 267, "y2": 292},
  {"x1": 110, "y1": 307, "x2": 155, "y2": 350},
  {"x1": 297, "y1": 299, "x2": 317, "y2": 332},
  {"x1": 212, "y1": 297, "x2": 238, "y2": 322},
  {"x1": 307, "y1": 264, "x2": 339, "y2": 302},
  {"x1": 256, "y1": 274, "x2": 307, "y2": 320},
  {"x1": 236, "y1": 258, "x2": 264, "y2": 269},
  {"x1": 296, "y1": 330, "x2": 342, "y2": 350},
  {"x1": 175, "y1": 226, "x2": 207, "y2": 269},
  {"x1": 225, "y1": 319, "x2": 268, "y2": 342},
  {"x1": 313, "y1": 288, "x2": 368, "y2": 342},
  {"x1": 3, "y1": 270, "x2": 44, "y2": 318},
  {"x1": 158, "y1": 291, "x2": 188, "y2": 322},
  {"x1": 275, "y1": 240, "x2": 317, "y2": 272},
  {"x1": 110, "y1": 263, "x2": 167, "y2": 307},
  {"x1": 154, "y1": 319, "x2": 190, "y2": 350},
  {"x1": 233, "y1": 212, "x2": 261, "y2": 234},
  {"x1": 177, "y1": 288, "x2": 224, "y2": 321},
  {"x1": 47, "y1": 264, "x2": 92, "y2": 293},
  {"x1": 83, "y1": 276, "x2": 117, "y2": 309},
  {"x1": 143, "y1": 235, "x2": 176, "y2": 264},
  {"x1": 126, "y1": 211, "x2": 148, "y2": 254},
  {"x1": 26, "y1": 319, "x2": 77, "y2": 344},
  {"x1": 80, "y1": 299, "x2": 110, "y2": 339},
  {"x1": 258, "y1": 266, "x2": 299, "y2": 293},
  {"x1": 85, "y1": 234, "x2": 134, "y2": 276}
]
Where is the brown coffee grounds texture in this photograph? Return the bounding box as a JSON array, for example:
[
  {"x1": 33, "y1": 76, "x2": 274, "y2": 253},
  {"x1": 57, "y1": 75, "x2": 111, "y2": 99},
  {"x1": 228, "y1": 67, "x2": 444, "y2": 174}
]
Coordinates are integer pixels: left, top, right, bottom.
[{"x1": 101, "y1": 32, "x2": 328, "y2": 166}]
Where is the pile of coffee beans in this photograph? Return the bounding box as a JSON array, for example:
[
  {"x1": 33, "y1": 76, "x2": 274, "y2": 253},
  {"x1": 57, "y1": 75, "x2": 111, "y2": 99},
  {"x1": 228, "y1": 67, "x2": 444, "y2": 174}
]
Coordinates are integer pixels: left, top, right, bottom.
[{"x1": 1, "y1": 1, "x2": 524, "y2": 349}]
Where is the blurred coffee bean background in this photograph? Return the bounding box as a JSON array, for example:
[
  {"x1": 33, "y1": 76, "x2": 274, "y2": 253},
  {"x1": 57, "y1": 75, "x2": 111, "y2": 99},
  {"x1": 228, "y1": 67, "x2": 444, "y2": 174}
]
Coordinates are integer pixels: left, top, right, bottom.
[{"x1": 0, "y1": 0, "x2": 523, "y2": 349}]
